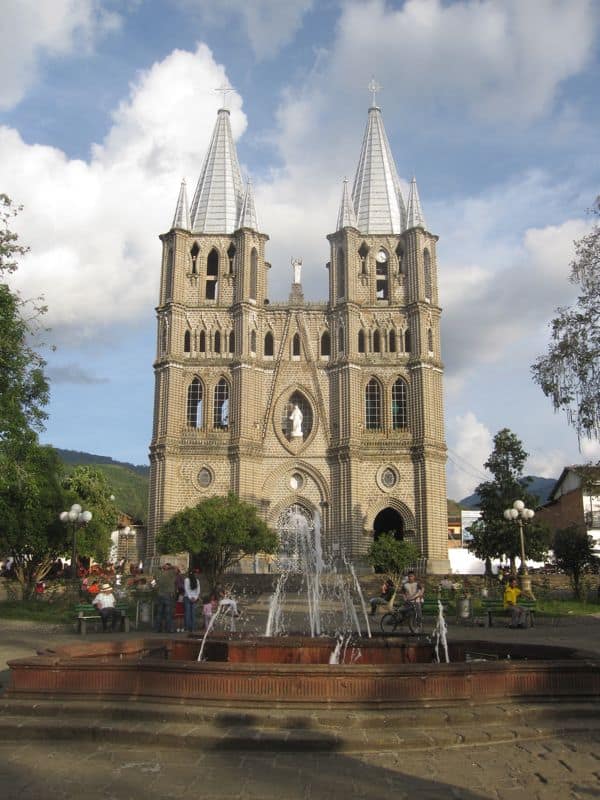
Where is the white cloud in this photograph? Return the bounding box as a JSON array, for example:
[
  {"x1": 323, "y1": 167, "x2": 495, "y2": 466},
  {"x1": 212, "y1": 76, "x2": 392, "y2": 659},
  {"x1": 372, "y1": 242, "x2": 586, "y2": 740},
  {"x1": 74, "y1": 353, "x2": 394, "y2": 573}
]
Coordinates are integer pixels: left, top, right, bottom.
[
  {"x1": 446, "y1": 412, "x2": 492, "y2": 500},
  {"x1": 0, "y1": 0, "x2": 121, "y2": 110},
  {"x1": 180, "y1": 0, "x2": 314, "y2": 58},
  {"x1": 329, "y1": 0, "x2": 598, "y2": 122},
  {"x1": 4, "y1": 44, "x2": 246, "y2": 337}
]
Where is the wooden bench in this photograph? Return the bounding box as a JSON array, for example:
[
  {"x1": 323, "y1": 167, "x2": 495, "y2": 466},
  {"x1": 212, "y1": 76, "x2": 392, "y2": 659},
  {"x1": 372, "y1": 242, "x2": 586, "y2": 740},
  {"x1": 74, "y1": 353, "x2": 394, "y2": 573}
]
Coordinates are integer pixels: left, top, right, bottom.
[
  {"x1": 74, "y1": 603, "x2": 131, "y2": 635},
  {"x1": 481, "y1": 598, "x2": 536, "y2": 628}
]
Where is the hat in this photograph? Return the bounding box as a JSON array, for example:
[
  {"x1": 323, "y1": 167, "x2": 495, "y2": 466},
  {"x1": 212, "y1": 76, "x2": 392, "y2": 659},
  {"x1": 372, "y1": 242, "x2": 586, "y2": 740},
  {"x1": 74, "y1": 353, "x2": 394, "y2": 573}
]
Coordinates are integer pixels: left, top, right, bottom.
[{"x1": 101, "y1": 583, "x2": 112, "y2": 591}]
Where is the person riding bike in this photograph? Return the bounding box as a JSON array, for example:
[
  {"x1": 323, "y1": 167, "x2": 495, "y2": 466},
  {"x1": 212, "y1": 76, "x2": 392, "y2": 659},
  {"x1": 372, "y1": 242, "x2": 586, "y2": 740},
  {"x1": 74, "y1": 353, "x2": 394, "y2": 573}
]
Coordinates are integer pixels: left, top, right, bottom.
[{"x1": 401, "y1": 571, "x2": 424, "y2": 625}]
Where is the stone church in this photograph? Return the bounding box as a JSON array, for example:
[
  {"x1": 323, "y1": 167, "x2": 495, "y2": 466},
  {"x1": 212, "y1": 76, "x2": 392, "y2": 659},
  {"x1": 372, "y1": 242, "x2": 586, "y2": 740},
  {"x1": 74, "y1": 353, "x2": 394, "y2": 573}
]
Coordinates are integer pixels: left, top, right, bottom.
[{"x1": 147, "y1": 96, "x2": 450, "y2": 574}]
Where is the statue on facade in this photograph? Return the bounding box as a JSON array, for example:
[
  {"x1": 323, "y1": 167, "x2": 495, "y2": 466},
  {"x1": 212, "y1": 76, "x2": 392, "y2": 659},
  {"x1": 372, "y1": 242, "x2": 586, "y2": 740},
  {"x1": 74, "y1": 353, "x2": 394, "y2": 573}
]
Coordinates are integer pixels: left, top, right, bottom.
[
  {"x1": 291, "y1": 257, "x2": 302, "y2": 285},
  {"x1": 289, "y1": 403, "x2": 303, "y2": 438}
]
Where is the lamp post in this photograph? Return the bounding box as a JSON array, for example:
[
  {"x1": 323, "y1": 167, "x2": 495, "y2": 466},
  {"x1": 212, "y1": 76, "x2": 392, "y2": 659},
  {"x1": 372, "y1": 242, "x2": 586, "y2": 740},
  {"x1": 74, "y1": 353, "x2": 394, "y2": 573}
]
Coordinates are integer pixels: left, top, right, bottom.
[
  {"x1": 59, "y1": 504, "x2": 92, "y2": 581},
  {"x1": 503, "y1": 500, "x2": 535, "y2": 597}
]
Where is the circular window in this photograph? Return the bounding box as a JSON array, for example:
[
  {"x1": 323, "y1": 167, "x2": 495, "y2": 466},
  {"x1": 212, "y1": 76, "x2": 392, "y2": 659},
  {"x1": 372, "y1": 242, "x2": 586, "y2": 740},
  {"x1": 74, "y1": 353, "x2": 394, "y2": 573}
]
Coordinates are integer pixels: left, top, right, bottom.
[
  {"x1": 290, "y1": 473, "x2": 304, "y2": 491},
  {"x1": 381, "y1": 468, "x2": 397, "y2": 489},
  {"x1": 197, "y1": 468, "x2": 212, "y2": 488}
]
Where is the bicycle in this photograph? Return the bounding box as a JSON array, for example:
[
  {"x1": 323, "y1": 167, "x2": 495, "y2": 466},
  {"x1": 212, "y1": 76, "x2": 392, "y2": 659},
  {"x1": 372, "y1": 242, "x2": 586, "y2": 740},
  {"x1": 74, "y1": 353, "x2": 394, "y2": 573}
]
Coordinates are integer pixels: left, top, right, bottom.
[{"x1": 380, "y1": 600, "x2": 423, "y2": 635}]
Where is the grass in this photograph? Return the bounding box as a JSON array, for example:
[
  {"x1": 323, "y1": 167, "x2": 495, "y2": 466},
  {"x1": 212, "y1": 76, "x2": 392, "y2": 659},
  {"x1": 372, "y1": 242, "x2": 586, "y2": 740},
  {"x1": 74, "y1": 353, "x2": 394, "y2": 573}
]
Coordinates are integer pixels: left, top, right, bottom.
[
  {"x1": 0, "y1": 599, "x2": 74, "y2": 624},
  {"x1": 535, "y1": 598, "x2": 600, "y2": 616}
]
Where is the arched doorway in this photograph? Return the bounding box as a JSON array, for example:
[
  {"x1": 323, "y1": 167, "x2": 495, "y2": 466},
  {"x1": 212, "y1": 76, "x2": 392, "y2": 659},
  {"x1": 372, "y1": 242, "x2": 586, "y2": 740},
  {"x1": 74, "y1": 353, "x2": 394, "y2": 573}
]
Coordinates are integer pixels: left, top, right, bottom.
[{"x1": 373, "y1": 507, "x2": 404, "y2": 542}]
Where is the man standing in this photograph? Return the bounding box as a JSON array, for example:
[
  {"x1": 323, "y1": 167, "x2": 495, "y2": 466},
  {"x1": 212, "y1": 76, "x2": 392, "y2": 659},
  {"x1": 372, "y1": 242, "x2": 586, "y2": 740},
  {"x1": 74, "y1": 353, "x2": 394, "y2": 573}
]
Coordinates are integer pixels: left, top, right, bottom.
[{"x1": 154, "y1": 563, "x2": 176, "y2": 633}]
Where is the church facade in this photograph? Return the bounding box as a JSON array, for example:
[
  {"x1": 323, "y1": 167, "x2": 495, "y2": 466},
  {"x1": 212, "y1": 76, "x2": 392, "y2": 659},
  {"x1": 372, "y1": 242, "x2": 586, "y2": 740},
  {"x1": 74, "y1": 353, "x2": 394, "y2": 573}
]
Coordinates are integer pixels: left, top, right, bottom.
[{"x1": 147, "y1": 100, "x2": 450, "y2": 573}]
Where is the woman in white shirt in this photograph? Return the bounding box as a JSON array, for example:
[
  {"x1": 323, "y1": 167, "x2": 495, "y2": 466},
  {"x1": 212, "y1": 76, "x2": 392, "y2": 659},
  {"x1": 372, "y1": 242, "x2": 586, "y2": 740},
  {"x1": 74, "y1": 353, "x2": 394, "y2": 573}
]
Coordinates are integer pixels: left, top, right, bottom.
[{"x1": 183, "y1": 569, "x2": 201, "y2": 632}]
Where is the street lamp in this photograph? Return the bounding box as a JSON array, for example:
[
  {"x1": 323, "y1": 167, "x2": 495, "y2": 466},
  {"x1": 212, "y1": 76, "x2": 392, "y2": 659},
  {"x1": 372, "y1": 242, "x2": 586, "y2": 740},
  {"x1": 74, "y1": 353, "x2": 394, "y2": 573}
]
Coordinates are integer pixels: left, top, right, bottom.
[
  {"x1": 503, "y1": 500, "x2": 535, "y2": 597},
  {"x1": 60, "y1": 503, "x2": 92, "y2": 581}
]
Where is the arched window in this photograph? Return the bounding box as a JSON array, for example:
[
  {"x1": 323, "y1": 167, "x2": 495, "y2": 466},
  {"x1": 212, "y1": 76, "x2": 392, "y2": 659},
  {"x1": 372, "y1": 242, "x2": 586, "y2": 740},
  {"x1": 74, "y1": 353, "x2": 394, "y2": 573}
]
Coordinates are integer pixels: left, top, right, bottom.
[
  {"x1": 229, "y1": 330, "x2": 235, "y2": 354},
  {"x1": 250, "y1": 330, "x2": 257, "y2": 353},
  {"x1": 250, "y1": 247, "x2": 258, "y2": 300},
  {"x1": 395, "y1": 241, "x2": 404, "y2": 274},
  {"x1": 404, "y1": 328, "x2": 411, "y2": 353},
  {"x1": 389, "y1": 329, "x2": 397, "y2": 353},
  {"x1": 292, "y1": 332, "x2": 301, "y2": 357},
  {"x1": 392, "y1": 378, "x2": 408, "y2": 430},
  {"x1": 227, "y1": 243, "x2": 236, "y2": 274},
  {"x1": 214, "y1": 378, "x2": 229, "y2": 429},
  {"x1": 214, "y1": 330, "x2": 221, "y2": 354},
  {"x1": 373, "y1": 329, "x2": 381, "y2": 353},
  {"x1": 186, "y1": 378, "x2": 203, "y2": 429},
  {"x1": 365, "y1": 379, "x2": 382, "y2": 430},
  {"x1": 376, "y1": 249, "x2": 389, "y2": 300},
  {"x1": 338, "y1": 325, "x2": 344, "y2": 354},
  {"x1": 199, "y1": 330, "x2": 206, "y2": 353},
  {"x1": 164, "y1": 246, "x2": 173, "y2": 301},
  {"x1": 190, "y1": 242, "x2": 199, "y2": 274},
  {"x1": 264, "y1": 331, "x2": 274, "y2": 357},
  {"x1": 423, "y1": 248, "x2": 432, "y2": 301},
  {"x1": 320, "y1": 331, "x2": 330, "y2": 357},
  {"x1": 184, "y1": 330, "x2": 191, "y2": 353},
  {"x1": 206, "y1": 248, "x2": 218, "y2": 300},
  {"x1": 336, "y1": 248, "x2": 345, "y2": 298},
  {"x1": 358, "y1": 329, "x2": 366, "y2": 353},
  {"x1": 428, "y1": 328, "x2": 433, "y2": 353},
  {"x1": 358, "y1": 242, "x2": 369, "y2": 274},
  {"x1": 160, "y1": 321, "x2": 168, "y2": 355}
]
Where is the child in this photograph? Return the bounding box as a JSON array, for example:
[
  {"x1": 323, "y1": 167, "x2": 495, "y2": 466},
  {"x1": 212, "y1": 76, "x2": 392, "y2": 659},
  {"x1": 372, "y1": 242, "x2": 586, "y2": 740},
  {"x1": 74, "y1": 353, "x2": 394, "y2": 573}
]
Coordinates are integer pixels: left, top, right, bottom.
[
  {"x1": 174, "y1": 591, "x2": 185, "y2": 632},
  {"x1": 202, "y1": 595, "x2": 214, "y2": 630}
]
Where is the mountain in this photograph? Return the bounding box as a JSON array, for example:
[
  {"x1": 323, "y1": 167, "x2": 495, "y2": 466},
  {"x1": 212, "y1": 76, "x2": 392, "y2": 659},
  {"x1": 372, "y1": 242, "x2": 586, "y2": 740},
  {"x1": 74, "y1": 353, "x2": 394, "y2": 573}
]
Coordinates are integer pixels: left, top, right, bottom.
[
  {"x1": 55, "y1": 448, "x2": 149, "y2": 523},
  {"x1": 459, "y1": 476, "x2": 557, "y2": 509}
]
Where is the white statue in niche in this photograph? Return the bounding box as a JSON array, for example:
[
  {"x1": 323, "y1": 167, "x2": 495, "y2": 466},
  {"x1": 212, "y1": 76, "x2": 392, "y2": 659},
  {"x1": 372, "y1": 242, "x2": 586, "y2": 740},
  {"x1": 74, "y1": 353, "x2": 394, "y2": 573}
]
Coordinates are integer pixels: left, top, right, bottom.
[
  {"x1": 220, "y1": 398, "x2": 229, "y2": 427},
  {"x1": 291, "y1": 257, "x2": 302, "y2": 285},
  {"x1": 289, "y1": 403, "x2": 303, "y2": 438}
]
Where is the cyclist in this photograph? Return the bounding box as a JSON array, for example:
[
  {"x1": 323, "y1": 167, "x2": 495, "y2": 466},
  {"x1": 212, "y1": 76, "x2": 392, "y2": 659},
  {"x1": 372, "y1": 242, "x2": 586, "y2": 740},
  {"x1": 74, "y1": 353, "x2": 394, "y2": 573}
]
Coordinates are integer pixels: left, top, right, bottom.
[
  {"x1": 369, "y1": 578, "x2": 395, "y2": 616},
  {"x1": 401, "y1": 571, "x2": 424, "y2": 625}
]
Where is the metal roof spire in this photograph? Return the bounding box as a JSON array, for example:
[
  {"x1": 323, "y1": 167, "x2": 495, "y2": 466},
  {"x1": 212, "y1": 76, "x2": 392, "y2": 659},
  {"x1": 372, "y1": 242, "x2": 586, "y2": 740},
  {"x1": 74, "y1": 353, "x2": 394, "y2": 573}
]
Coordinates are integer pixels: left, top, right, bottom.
[
  {"x1": 171, "y1": 179, "x2": 190, "y2": 230},
  {"x1": 351, "y1": 85, "x2": 406, "y2": 234},
  {"x1": 336, "y1": 177, "x2": 358, "y2": 230},
  {"x1": 238, "y1": 179, "x2": 259, "y2": 231},
  {"x1": 189, "y1": 107, "x2": 245, "y2": 234},
  {"x1": 405, "y1": 176, "x2": 427, "y2": 230}
]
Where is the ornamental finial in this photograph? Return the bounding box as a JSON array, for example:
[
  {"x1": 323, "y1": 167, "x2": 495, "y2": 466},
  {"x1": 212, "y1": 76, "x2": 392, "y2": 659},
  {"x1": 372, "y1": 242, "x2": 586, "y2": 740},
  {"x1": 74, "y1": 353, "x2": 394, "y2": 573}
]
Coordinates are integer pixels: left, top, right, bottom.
[
  {"x1": 368, "y1": 77, "x2": 382, "y2": 107},
  {"x1": 214, "y1": 83, "x2": 234, "y2": 109}
]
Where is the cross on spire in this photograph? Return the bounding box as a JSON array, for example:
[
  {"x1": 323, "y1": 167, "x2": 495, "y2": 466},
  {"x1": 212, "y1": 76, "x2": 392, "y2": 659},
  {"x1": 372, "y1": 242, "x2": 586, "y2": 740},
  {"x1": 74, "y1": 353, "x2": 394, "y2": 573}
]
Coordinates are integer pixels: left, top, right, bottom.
[
  {"x1": 214, "y1": 83, "x2": 233, "y2": 109},
  {"x1": 368, "y1": 77, "x2": 382, "y2": 107}
]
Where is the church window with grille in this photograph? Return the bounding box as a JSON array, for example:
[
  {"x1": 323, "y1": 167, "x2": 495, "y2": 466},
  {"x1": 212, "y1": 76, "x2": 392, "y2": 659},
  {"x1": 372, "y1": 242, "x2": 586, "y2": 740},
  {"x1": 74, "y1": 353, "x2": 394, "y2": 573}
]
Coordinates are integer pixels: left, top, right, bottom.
[
  {"x1": 338, "y1": 325, "x2": 345, "y2": 354},
  {"x1": 206, "y1": 248, "x2": 218, "y2": 300},
  {"x1": 184, "y1": 330, "x2": 191, "y2": 353},
  {"x1": 214, "y1": 330, "x2": 221, "y2": 353},
  {"x1": 336, "y1": 248, "x2": 345, "y2": 298},
  {"x1": 428, "y1": 327, "x2": 434, "y2": 353},
  {"x1": 199, "y1": 330, "x2": 206, "y2": 353},
  {"x1": 423, "y1": 248, "x2": 432, "y2": 301},
  {"x1": 190, "y1": 242, "x2": 199, "y2": 274},
  {"x1": 164, "y1": 246, "x2": 173, "y2": 301},
  {"x1": 320, "y1": 331, "x2": 330, "y2": 357},
  {"x1": 359, "y1": 242, "x2": 369, "y2": 274},
  {"x1": 292, "y1": 332, "x2": 301, "y2": 357},
  {"x1": 187, "y1": 378, "x2": 203, "y2": 428},
  {"x1": 389, "y1": 329, "x2": 397, "y2": 353},
  {"x1": 358, "y1": 329, "x2": 365, "y2": 353},
  {"x1": 376, "y1": 249, "x2": 389, "y2": 299},
  {"x1": 229, "y1": 330, "x2": 235, "y2": 354},
  {"x1": 227, "y1": 243, "x2": 236, "y2": 274},
  {"x1": 404, "y1": 328, "x2": 411, "y2": 353},
  {"x1": 373, "y1": 329, "x2": 381, "y2": 353},
  {"x1": 214, "y1": 378, "x2": 229, "y2": 429},
  {"x1": 264, "y1": 331, "x2": 274, "y2": 357},
  {"x1": 395, "y1": 242, "x2": 404, "y2": 274},
  {"x1": 250, "y1": 330, "x2": 257, "y2": 354},
  {"x1": 365, "y1": 379, "x2": 382, "y2": 430},
  {"x1": 392, "y1": 378, "x2": 408, "y2": 429},
  {"x1": 250, "y1": 248, "x2": 258, "y2": 300}
]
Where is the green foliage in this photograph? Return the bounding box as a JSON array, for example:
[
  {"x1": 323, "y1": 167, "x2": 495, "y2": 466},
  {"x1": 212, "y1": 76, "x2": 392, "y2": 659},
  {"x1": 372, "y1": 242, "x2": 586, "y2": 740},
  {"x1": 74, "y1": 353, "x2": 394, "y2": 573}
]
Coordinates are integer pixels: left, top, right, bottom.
[
  {"x1": 467, "y1": 429, "x2": 550, "y2": 568},
  {"x1": 553, "y1": 524, "x2": 599, "y2": 599},
  {"x1": 366, "y1": 533, "x2": 420, "y2": 585},
  {"x1": 62, "y1": 466, "x2": 117, "y2": 563},
  {"x1": 532, "y1": 198, "x2": 600, "y2": 442},
  {"x1": 61, "y1": 460, "x2": 148, "y2": 523},
  {"x1": 156, "y1": 493, "x2": 279, "y2": 591}
]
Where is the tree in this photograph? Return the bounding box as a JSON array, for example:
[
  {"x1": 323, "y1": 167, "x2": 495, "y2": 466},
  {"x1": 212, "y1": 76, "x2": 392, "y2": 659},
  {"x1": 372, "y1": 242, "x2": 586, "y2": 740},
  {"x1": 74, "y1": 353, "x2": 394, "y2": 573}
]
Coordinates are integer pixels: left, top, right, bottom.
[
  {"x1": 532, "y1": 198, "x2": 600, "y2": 443},
  {"x1": 62, "y1": 466, "x2": 117, "y2": 564},
  {"x1": 0, "y1": 443, "x2": 69, "y2": 596},
  {"x1": 366, "y1": 533, "x2": 420, "y2": 587},
  {"x1": 467, "y1": 429, "x2": 550, "y2": 572},
  {"x1": 156, "y1": 493, "x2": 279, "y2": 591},
  {"x1": 553, "y1": 524, "x2": 598, "y2": 600}
]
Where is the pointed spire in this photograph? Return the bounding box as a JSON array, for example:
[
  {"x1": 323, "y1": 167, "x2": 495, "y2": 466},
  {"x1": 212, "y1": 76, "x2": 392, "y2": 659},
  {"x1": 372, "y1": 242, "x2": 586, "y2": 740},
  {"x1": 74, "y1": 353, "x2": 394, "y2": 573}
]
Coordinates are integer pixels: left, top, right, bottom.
[
  {"x1": 238, "y1": 179, "x2": 259, "y2": 230},
  {"x1": 405, "y1": 176, "x2": 427, "y2": 230},
  {"x1": 336, "y1": 178, "x2": 357, "y2": 230},
  {"x1": 189, "y1": 108, "x2": 245, "y2": 234},
  {"x1": 171, "y1": 179, "x2": 190, "y2": 230},
  {"x1": 351, "y1": 105, "x2": 406, "y2": 234}
]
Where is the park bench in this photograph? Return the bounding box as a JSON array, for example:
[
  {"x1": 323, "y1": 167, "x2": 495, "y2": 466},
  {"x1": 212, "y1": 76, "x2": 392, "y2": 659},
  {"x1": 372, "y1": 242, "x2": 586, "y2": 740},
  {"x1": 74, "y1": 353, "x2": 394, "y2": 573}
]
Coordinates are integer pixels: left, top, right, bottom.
[
  {"x1": 74, "y1": 602, "x2": 131, "y2": 635},
  {"x1": 481, "y1": 597, "x2": 537, "y2": 628}
]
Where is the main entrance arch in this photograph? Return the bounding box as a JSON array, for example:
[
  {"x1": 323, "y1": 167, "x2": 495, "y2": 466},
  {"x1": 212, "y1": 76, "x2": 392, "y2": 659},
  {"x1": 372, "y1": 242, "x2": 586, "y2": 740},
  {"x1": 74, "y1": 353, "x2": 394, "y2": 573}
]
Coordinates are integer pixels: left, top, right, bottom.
[{"x1": 373, "y1": 507, "x2": 404, "y2": 542}]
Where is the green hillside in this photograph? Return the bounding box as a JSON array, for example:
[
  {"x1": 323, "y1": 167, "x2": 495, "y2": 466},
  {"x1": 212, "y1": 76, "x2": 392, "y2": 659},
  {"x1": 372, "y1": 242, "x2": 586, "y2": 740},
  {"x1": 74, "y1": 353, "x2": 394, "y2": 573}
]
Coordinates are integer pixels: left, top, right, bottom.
[{"x1": 55, "y1": 448, "x2": 149, "y2": 523}]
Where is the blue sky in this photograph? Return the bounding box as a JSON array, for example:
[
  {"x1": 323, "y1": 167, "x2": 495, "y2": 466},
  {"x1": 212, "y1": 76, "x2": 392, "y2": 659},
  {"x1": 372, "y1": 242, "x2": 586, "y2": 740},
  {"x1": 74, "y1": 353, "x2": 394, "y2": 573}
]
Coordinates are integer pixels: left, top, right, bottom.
[{"x1": 2, "y1": 0, "x2": 599, "y2": 500}]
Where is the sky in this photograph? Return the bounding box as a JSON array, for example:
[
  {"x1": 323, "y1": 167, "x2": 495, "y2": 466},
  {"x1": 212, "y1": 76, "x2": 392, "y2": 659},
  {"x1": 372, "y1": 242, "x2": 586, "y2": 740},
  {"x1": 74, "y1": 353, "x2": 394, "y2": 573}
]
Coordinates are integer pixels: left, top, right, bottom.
[{"x1": 2, "y1": 0, "x2": 600, "y2": 501}]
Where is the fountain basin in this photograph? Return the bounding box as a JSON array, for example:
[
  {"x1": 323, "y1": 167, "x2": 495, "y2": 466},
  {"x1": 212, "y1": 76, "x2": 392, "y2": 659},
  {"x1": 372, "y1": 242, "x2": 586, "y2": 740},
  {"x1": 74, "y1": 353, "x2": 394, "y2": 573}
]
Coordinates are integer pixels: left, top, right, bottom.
[{"x1": 7, "y1": 636, "x2": 600, "y2": 707}]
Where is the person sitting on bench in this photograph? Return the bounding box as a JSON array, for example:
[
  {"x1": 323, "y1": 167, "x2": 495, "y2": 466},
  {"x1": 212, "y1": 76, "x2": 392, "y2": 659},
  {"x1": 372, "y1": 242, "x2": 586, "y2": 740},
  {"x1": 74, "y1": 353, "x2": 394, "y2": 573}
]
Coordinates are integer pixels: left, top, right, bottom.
[
  {"x1": 503, "y1": 577, "x2": 526, "y2": 628},
  {"x1": 92, "y1": 583, "x2": 121, "y2": 632}
]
